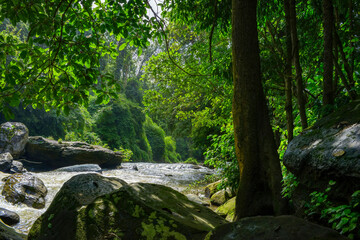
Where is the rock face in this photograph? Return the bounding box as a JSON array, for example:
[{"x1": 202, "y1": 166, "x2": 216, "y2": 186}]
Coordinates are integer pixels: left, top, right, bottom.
[
  {"x1": 25, "y1": 136, "x2": 124, "y2": 169},
  {"x1": 0, "y1": 122, "x2": 29, "y2": 159},
  {"x1": 1, "y1": 173, "x2": 47, "y2": 209},
  {"x1": 0, "y1": 152, "x2": 13, "y2": 172},
  {"x1": 204, "y1": 215, "x2": 349, "y2": 240},
  {"x1": 283, "y1": 100, "x2": 360, "y2": 208},
  {"x1": 0, "y1": 208, "x2": 20, "y2": 226},
  {"x1": 28, "y1": 174, "x2": 226, "y2": 240}
]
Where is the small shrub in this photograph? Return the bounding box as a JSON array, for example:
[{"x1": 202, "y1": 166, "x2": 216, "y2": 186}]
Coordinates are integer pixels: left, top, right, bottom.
[
  {"x1": 184, "y1": 157, "x2": 198, "y2": 165},
  {"x1": 281, "y1": 164, "x2": 299, "y2": 199},
  {"x1": 204, "y1": 122, "x2": 239, "y2": 192},
  {"x1": 184, "y1": 174, "x2": 220, "y2": 194},
  {"x1": 305, "y1": 181, "x2": 360, "y2": 239},
  {"x1": 115, "y1": 147, "x2": 133, "y2": 162}
]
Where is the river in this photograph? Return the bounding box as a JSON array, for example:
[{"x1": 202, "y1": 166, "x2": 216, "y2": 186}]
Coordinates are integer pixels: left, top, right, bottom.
[{"x1": 0, "y1": 162, "x2": 216, "y2": 235}]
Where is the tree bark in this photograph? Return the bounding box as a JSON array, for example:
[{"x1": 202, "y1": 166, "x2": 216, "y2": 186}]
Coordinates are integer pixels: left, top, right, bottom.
[
  {"x1": 284, "y1": 0, "x2": 294, "y2": 142},
  {"x1": 232, "y1": 0, "x2": 288, "y2": 219},
  {"x1": 289, "y1": 0, "x2": 308, "y2": 129},
  {"x1": 322, "y1": 0, "x2": 334, "y2": 106}
]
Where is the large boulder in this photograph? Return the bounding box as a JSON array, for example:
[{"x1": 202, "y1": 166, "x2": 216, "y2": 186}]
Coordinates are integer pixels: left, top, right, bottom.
[
  {"x1": 204, "y1": 215, "x2": 349, "y2": 240},
  {"x1": 0, "y1": 208, "x2": 20, "y2": 226},
  {"x1": 1, "y1": 173, "x2": 47, "y2": 209},
  {"x1": 25, "y1": 136, "x2": 124, "y2": 169},
  {"x1": 28, "y1": 174, "x2": 226, "y2": 240},
  {"x1": 283, "y1": 100, "x2": 360, "y2": 208},
  {"x1": 0, "y1": 122, "x2": 28, "y2": 159}
]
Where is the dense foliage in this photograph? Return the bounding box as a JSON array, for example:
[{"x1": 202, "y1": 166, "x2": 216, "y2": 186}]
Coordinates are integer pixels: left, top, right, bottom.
[{"x1": 1, "y1": 0, "x2": 360, "y2": 236}]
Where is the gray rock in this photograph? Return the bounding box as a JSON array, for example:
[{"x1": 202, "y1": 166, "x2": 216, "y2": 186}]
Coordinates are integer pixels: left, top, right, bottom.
[
  {"x1": 54, "y1": 164, "x2": 102, "y2": 173},
  {"x1": 25, "y1": 136, "x2": 124, "y2": 169},
  {"x1": 44, "y1": 173, "x2": 126, "y2": 206},
  {"x1": 0, "y1": 152, "x2": 13, "y2": 172},
  {"x1": 186, "y1": 193, "x2": 210, "y2": 206},
  {"x1": 28, "y1": 174, "x2": 226, "y2": 240},
  {"x1": 0, "y1": 122, "x2": 28, "y2": 159},
  {"x1": 205, "y1": 215, "x2": 348, "y2": 240},
  {"x1": 0, "y1": 220, "x2": 26, "y2": 240},
  {"x1": 132, "y1": 164, "x2": 138, "y2": 171},
  {"x1": 283, "y1": 100, "x2": 360, "y2": 210},
  {"x1": 10, "y1": 160, "x2": 25, "y2": 173},
  {"x1": 0, "y1": 208, "x2": 20, "y2": 226},
  {"x1": 1, "y1": 173, "x2": 47, "y2": 209}
]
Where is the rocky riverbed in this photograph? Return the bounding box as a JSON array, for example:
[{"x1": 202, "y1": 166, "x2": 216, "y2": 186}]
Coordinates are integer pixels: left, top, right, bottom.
[{"x1": 0, "y1": 162, "x2": 215, "y2": 234}]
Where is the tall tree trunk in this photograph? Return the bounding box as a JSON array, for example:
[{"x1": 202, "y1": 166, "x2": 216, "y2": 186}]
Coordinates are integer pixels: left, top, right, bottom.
[
  {"x1": 284, "y1": 0, "x2": 294, "y2": 142},
  {"x1": 349, "y1": 0, "x2": 354, "y2": 74},
  {"x1": 289, "y1": 0, "x2": 308, "y2": 129},
  {"x1": 232, "y1": 0, "x2": 288, "y2": 219},
  {"x1": 333, "y1": 33, "x2": 338, "y2": 94},
  {"x1": 323, "y1": 0, "x2": 334, "y2": 106}
]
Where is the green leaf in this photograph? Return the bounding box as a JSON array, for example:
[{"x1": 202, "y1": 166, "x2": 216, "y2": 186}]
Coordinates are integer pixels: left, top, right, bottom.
[
  {"x1": 95, "y1": 95, "x2": 104, "y2": 104},
  {"x1": 28, "y1": 37, "x2": 33, "y2": 47},
  {"x1": 9, "y1": 97, "x2": 20, "y2": 107},
  {"x1": 20, "y1": 50, "x2": 27, "y2": 59},
  {"x1": 85, "y1": 60, "x2": 91, "y2": 68},
  {"x1": 119, "y1": 42, "x2": 127, "y2": 51},
  {"x1": 63, "y1": 105, "x2": 70, "y2": 115}
]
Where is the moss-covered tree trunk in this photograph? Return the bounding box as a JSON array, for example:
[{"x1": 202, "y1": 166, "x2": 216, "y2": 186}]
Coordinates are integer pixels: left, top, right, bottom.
[{"x1": 232, "y1": 0, "x2": 288, "y2": 219}]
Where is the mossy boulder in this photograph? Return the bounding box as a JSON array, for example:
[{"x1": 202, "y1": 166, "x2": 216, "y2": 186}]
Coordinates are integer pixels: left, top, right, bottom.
[
  {"x1": 215, "y1": 197, "x2": 236, "y2": 222},
  {"x1": 283, "y1": 100, "x2": 360, "y2": 210},
  {"x1": 204, "y1": 215, "x2": 349, "y2": 240},
  {"x1": 25, "y1": 136, "x2": 124, "y2": 169},
  {"x1": 210, "y1": 188, "x2": 233, "y2": 206},
  {"x1": 1, "y1": 173, "x2": 47, "y2": 209},
  {"x1": 28, "y1": 174, "x2": 226, "y2": 240},
  {"x1": 204, "y1": 180, "x2": 222, "y2": 198}
]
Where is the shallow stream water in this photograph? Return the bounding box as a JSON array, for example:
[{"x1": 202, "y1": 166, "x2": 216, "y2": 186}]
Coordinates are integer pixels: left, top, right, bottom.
[{"x1": 0, "y1": 162, "x2": 215, "y2": 234}]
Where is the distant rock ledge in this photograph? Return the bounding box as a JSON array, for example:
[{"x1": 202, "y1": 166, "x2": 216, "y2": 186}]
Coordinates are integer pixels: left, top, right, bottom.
[{"x1": 25, "y1": 136, "x2": 124, "y2": 170}]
